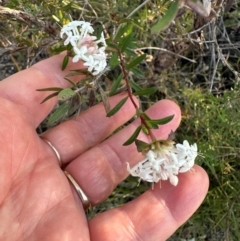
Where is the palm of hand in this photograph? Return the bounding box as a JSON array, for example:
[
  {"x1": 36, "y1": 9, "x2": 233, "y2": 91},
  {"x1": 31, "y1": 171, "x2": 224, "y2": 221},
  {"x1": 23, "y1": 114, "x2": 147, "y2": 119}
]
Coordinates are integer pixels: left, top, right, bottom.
[{"x1": 0, "y1": 55, "x2": 208, "y2": 241}]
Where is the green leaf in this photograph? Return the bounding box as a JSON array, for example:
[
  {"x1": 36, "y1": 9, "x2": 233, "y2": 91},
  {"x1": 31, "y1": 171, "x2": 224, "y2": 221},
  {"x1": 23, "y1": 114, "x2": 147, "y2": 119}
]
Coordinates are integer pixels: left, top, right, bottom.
[
  {"x1": 64, "y1": 77, "x2": 77, "y2": 87},
  {"x1": 115, "y1": 22, "x2": 133, "y2": 41},
  {"x1": 109, "y1": 52, "x2": 120, "y2": 69},
  {"x1": 123, "y1": 125, "x2": 142, "y2": 146},
  {"x1": 120, "y1": 32, "x2": 134, "y2": 52},
  {"x1": 141, "y1": 125, "x2": 149, "y2": 135},
  {"x1": 62, "y1": 55, "x2": 69, "y2": 70},
  {"x1": 48, "y1": 103, "x2": 69, "y2": 125},
  {"x1": 129, "y1": 80, "x2": 143, "y2": 92},
  {"x1": 135, "y1": 139, "x2": 150, "y2": 153},
  {"x1": 147, "y1": 115, "x2": 175, "y2": 125},
  {"x1": 151, "y1": 1, "x2": 179, "y2": 33},
  {"x1": 124, "y1": 48, "x2": 138, "y2": 57},
  {"x1": 146, "y1": 121, "x2": 158, "y2": 129},
  {"x1": 140, "y1": 112, "x2": 151, "y2": 121},
  {"x1": 109, "y1": 73, "x2": 123, "y2": 96},
  {"x1": 58, "y1": 88, "x2": 76, "y2": 101},
  {"x1": 134, "y1": 87, "x2": 158, "y2": 96},
  {"x1": 65, "y1": 69, "x2": 90, "y2": 77},
  {"x1": 106, "y1": 97, "x2": 128, "y2": 117},
  {"x1": 130, "y1": 67, "x2": 145, "y2": 77},
  {"x1": 40, "y1": 92, "x2": 59, "y2": 104},
  {"x1": 37, "y1": 87, "x2": 63, "y2": 92},
  {"x1": 126, "y1": 54, "x2": 146, "y2": 69},
  {"x1": 106, "y1": 40, "x2": 118, "y2": 50}
]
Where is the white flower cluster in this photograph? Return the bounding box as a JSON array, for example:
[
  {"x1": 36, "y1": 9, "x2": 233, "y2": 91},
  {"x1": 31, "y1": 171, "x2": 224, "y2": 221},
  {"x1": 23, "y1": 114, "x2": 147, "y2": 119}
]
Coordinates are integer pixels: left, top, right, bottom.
[
  {"x1": 60, "y1": 21, "x2": 107, "y2": 75},
  {"x1": 127, "y1": 140, "x2": 197, "y2": 186}
]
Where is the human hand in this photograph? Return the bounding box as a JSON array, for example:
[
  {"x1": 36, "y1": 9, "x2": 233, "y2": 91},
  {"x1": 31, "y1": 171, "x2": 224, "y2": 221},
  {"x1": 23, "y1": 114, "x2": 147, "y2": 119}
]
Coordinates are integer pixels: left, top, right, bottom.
[{"x1": 0, "y1": 54, "x2": 209, "y2": 241}]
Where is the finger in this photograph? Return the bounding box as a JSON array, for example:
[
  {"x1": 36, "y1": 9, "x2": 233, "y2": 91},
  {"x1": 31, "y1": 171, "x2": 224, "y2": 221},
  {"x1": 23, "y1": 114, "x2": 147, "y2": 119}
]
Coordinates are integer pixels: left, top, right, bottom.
[
  {"x1": 41, "y1": 93, "x2": 138, "y2": 164},
  {"x1": 65, "y1": 99, "x2": 181, "y2": 204},
  {"x1": 0, "y1": 54, "x2": 84, "y2": 128},
  {"x1": 88, "y1": 165, "x2": 209, "y2": 241}
]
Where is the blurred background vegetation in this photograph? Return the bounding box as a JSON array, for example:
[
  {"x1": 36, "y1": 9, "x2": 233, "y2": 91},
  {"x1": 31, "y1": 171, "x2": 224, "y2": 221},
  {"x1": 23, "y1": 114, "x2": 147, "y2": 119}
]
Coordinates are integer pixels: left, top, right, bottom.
[{"x1": 1, "y1": 0, "x2": 240, "y2": 240}]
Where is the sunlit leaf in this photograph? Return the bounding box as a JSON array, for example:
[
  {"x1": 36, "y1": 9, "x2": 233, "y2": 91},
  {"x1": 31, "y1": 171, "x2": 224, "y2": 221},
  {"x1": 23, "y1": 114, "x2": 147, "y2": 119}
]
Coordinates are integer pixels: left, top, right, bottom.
[
  {"x1": 115, "y1": 22, "x2": 133, "y2": 41},
  {"x1": 119, "y1": 31, "x2": 134, "y2": 52},
  {"x1": 123, "y1": 125, "x2": 142, "y2": 146},
  {"x1": 58, "y1": 88, "x2": 76, "y2": 101},
  {"x1": 151, "y1": 1, "x2": 179, "y2": 33},
  {"x1": 106, "y1": 97, "x2": 128, "y2": 117},
  {"x1": 109, "y1": 73, "x2": 123, "y2": 96},
  {"x1": 126, "y1": 54, "x2": 146, "y2": 69},
  {"x1": 134, "y1": 87, "x2": 158, "y2": 96}
]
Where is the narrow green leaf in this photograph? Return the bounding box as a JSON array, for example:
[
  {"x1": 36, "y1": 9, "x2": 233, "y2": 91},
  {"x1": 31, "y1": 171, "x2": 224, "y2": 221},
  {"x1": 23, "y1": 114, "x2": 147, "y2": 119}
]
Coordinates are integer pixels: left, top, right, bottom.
[
  {"x1": 106, "y1": 97, "x2": 128, "y2": 117},
  {"x1": 130, "y1": 67, "x2": 144, "y2": 77},
  {"x1": 106, "y1": 40, "x2": 118, "y2": 50},
  {"x1": 124, "y1": 48, "x2": 138, "y2": 57},
  {"x1": 126, "y1": 54, "x2": 146, "y2": 69},
  {"x1": 48, "y1": 103, "x2": 69, "y2": 125},
  {"x1": 120, "y1": 33, "x2": 134, "y2": 52},
  {"x1": 147, "y1": 115, "x2": 175, "y2": 125},
  {"x1": 140, "y1": 112, "x2": 151, "y2": 121},
  {"x1": 134, "y1": 87, "x2": 158, "y2": 96},
  {"x1": 40, "y1": 92, "x2": 59, "y2": 104},
  {"x1": 129, "y1": 80, "x2": 143, "y2": 92},
  {"x1": 146, "y1": 121, "x2": 158, "y2": 129},
  {"x1": 109, "y1": 52, "x2": 120, "y2": 69},
  {"x1": 62, "y1": 55, "x2": 69, "y2": 70},
  {"x1": 123, "y1": 125, "x2": 142, "y2": 146},
  {"x1": 64, "y1": 77, "x2": 77, "y2": 87},
  {"x1": 58, "y1": 88, "x2": 76, "y2": 101},
  {"x1": 37, "y1": 87, "x2": 63, "y2": 92},
  {"x1": 135, "y1": 139, "x2": 150, "y2": 153},
  {"x1": 65, "y1": 69, "x2": 90, "y2": 77},
  {"x1": 141, "y1": 125, "x2": 149, "y2": 135},
  {"x1": 109, "y1": 73, "x2": 123, "y2": 96},
  {"x1": 115, "y1": 23, "x2": 133, "y2": 41},
  {"x1": 151, "y1": 1, "x2": 179, "y2": 33}
]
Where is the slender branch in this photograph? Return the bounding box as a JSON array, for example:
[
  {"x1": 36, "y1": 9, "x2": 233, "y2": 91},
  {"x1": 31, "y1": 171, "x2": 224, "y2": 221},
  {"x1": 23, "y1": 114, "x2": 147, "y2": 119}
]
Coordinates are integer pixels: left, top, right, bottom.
[
  {"x1": 117, "y1": 48, "x2": 138, "y2": 109},
  {"x1": 117, "y1": 48, "x2": 156, "y2": 142},
  {"x1": 137, "y1": 47, "x2": 197, "y2": 63},
  {"x1": 126, "y1": 0, "x2": 151, "y2": 19}
]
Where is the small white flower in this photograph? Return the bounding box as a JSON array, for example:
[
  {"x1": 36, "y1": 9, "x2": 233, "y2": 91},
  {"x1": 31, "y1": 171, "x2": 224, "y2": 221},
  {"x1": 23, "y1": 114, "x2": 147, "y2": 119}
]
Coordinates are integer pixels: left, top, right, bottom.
[
  {"x1": 60, "y1": 20, "x2": 107, "y2": 75},
  {"x1": 127, "y1": 140, "x2": 197, "y2": 186}
]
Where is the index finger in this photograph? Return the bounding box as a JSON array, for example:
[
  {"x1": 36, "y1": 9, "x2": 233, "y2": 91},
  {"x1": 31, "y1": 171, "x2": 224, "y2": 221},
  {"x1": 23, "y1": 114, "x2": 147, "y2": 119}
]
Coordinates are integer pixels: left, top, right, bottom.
[{"x1": 0, "y1": 54, "x2": 84, "y2": 127}]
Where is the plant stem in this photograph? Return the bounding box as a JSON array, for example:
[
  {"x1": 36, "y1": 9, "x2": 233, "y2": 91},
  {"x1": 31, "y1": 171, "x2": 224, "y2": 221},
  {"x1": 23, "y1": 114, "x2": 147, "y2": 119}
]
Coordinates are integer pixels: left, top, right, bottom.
[
  {"x1": 117, "y1": 48, "x2": 138, "y2": 109},
  {"x1": 117, "y1": 49, "x2": 156, "y2": 142}
]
